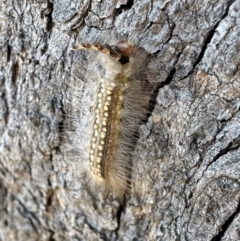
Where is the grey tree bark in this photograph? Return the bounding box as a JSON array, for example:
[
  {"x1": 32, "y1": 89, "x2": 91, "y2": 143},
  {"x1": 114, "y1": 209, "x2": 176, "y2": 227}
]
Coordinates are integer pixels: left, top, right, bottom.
[{"x1": 0, "y1": 0, "x2": 240, "y2": 240}]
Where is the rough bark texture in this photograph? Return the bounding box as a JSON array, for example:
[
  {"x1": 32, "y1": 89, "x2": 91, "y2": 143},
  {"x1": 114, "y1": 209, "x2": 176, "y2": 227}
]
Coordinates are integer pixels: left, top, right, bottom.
[{"x1": 0, "y1": 0, "x2": 240, "y2": 240}]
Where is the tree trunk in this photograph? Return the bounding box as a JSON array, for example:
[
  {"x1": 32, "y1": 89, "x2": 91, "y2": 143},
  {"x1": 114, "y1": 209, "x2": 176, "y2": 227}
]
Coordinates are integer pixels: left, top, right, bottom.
[{"x1": 0, "y1": 0, "x2": 240, "y2": 240}]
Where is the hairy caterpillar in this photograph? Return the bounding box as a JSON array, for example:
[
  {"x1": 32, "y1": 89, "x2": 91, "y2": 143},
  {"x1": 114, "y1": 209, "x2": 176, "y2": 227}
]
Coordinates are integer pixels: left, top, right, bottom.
[{"x1": 63, "y1": 40, "x2": 152, "y2": 199}]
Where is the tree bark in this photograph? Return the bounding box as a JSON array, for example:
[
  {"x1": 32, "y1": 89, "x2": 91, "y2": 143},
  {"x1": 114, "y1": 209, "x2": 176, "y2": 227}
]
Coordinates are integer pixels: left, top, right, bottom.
[{"x1": 0, "y1": 0, "x2": 240, "y2": 240}]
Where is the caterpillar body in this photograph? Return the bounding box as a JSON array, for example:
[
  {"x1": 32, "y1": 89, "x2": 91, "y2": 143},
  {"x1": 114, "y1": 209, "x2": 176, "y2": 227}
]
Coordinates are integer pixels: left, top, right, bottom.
[{"x1": 63, "y1": 40, "x2": 152, "y2": 199}]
